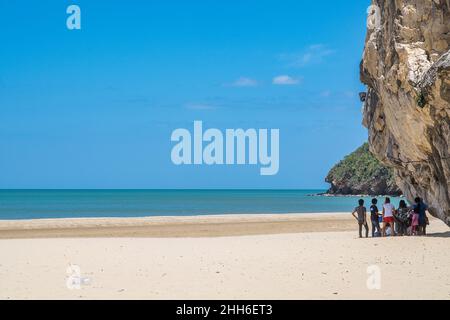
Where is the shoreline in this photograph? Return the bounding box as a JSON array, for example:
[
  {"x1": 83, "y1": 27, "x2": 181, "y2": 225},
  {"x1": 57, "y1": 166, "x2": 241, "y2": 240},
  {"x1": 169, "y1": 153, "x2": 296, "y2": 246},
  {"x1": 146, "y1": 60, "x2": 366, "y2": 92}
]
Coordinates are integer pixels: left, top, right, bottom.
[
  {"x1": 312, "y1": 193, "x2": 405, "y2": 198},
  {"x1": 0, "y1": 212, "x2": 354, "y2": 239}
]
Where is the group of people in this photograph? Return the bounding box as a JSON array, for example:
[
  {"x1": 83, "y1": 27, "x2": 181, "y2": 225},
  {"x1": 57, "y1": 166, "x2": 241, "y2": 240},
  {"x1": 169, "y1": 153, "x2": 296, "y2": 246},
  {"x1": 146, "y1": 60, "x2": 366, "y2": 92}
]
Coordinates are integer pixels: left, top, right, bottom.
[{"x1": 351, "y1": 197, "x2": 430, "y2": 238}]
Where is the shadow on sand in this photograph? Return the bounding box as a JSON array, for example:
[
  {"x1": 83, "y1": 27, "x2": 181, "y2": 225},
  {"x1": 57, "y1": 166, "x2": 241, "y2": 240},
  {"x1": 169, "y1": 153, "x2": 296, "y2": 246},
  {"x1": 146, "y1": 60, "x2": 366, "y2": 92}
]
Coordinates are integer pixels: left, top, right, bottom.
[{"x1": 426, "y1": 231, "x2": 450, "y2": 238}]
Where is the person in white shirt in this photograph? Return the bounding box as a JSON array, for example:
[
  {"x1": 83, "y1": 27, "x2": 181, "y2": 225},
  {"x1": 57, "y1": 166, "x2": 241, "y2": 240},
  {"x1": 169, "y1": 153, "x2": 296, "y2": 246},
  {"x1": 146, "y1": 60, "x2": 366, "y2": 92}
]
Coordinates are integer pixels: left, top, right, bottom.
[{"x1": 382, "y1": 197, "x2": 396, "y2": 237}]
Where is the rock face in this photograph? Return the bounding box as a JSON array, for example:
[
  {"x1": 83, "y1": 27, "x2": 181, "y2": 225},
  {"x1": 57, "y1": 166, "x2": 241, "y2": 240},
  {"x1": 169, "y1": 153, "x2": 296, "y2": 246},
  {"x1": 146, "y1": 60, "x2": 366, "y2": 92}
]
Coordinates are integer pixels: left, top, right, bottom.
[
  {"x1": 326, "y1": 143, "x2": 402, "y2": 196},
  {"x1": 361, "y1": 0, "x2": 450, "y2": 225}
]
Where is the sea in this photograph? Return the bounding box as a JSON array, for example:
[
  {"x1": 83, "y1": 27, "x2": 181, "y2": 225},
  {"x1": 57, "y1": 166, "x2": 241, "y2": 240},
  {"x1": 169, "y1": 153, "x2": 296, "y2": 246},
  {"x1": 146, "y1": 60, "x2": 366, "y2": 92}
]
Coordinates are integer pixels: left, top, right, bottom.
[{"x1": 0, "y1": 190, "x2": 404, "y2": 220}]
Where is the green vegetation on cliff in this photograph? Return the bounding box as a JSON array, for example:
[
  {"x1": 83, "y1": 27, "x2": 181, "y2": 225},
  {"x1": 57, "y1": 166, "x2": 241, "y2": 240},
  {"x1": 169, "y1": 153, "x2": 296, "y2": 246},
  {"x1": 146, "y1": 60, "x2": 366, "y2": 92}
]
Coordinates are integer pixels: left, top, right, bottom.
[{"x1": 325, "y1": 143, "x2": 401, "y2": 196}]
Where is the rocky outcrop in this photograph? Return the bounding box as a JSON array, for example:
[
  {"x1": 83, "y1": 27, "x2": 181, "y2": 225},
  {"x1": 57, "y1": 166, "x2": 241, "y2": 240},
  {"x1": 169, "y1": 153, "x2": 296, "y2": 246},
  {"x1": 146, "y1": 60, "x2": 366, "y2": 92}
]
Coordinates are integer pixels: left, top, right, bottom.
[
  {"x1": 361, "y1": 0, "x2": 450, "y2": 225},
  {"x1": 326, "y1": 143, "x2": 402, "y2": 196}
]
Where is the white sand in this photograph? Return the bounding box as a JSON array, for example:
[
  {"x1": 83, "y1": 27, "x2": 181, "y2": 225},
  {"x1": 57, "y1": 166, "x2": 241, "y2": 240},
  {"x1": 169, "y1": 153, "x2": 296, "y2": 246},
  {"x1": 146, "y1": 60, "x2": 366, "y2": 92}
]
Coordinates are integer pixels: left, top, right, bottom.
[{"x1": 0, "y1": 214, "x2": 449, "y2": 299}]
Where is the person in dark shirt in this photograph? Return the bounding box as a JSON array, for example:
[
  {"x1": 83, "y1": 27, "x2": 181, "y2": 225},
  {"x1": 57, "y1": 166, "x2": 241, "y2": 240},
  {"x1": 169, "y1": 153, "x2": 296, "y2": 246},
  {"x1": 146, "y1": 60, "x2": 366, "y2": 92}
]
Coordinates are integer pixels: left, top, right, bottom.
[
  {"x1": 394, "y1": 200, "x2": 410, "y2": 236},
  {"x1": 352, "y1": 199, "x2": 369, "y2": 238},
  {"x1": 413, "y1": 197, "x2": 429, "y2": 236},
  {"x1": 370, "y1": 198, "x2": 381, "y2": 237}
]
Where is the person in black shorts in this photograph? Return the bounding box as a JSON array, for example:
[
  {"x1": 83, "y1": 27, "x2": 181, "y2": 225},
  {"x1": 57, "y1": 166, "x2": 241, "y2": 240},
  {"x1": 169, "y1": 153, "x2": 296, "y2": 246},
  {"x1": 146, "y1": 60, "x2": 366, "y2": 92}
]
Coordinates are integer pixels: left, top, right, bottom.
[{"x1": 370, "y1": 198, "x2": 381, "y2": 237}]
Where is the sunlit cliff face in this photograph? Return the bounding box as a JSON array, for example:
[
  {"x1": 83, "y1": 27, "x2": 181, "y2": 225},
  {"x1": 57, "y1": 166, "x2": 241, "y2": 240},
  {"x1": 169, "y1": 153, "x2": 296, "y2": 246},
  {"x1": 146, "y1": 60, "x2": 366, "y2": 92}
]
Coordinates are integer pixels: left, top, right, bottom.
[{"x1": 361, "y1": 0, "x2": 450, "y2": 225}]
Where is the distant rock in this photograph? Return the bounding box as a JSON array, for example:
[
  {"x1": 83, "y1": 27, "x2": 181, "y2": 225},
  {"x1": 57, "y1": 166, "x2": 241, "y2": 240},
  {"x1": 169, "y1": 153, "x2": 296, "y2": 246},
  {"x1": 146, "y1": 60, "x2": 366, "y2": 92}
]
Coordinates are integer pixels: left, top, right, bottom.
[{"x1": 325, "y1": 143, "x2": 402, "y2": 196}]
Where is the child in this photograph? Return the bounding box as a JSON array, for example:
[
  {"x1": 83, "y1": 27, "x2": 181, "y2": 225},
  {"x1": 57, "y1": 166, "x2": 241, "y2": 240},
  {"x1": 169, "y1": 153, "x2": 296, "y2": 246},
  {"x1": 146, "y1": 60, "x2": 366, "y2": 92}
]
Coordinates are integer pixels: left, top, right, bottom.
[
  {"x1": 352, "y1": 199, "x2": 369, "y2": 238},
  {"x1": 370, "y1": 198, "x2": 381, "y2": 237},
  {"x1": 411, "y1": 199, "x2": 421, "y2": 236}
]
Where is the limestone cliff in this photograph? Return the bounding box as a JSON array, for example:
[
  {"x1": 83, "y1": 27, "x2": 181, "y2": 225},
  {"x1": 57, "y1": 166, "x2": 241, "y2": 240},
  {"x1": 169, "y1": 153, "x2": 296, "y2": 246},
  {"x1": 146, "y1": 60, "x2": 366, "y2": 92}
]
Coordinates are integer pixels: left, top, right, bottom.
[
  {"x1": 361, "y1": 0, "x2": 450, "y2": 225},
  {"x1": 326, "y1": 143, "x2": 401, "y2": 196}
]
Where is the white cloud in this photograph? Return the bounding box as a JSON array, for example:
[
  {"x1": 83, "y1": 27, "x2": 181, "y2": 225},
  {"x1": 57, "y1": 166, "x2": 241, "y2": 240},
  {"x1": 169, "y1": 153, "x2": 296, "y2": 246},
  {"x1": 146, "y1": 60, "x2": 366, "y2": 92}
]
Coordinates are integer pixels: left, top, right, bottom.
[
  {"x1": 272, "y1": 75, "x2": 301, "y2": 85},
  {"x1": 280, "y1": 44, "x2": 335, "y2": 68},
  {"x1": 228, "y1": 77, "x2": 259, "y2": 87},
  {"x1": 185, "y1": 103, "x2": 217, "y2": 110}
]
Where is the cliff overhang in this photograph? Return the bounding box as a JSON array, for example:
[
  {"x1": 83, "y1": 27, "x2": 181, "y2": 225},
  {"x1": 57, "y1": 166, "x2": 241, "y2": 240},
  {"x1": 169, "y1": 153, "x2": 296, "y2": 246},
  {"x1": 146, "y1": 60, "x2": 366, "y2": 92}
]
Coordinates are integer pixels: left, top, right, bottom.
[{"x1": 361, "y1": 0, "x2": 450, "y2": 225}]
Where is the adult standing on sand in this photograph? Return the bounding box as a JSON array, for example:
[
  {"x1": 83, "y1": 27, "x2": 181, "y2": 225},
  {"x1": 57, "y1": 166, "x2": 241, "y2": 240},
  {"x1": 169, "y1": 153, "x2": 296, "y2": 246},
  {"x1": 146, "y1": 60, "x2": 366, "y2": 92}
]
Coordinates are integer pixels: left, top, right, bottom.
[
  {"x1": 413, "y1": 197, "x2": 429, "y2": 236},
  {"x1": 382, "y1": 197, "x2": 396, "y2": 237},
  {"x1": 370, "y1": 198, "x2": 381, "y2": 237},
  {"x1": 394, "y1": 200, "x2": 409, "y2": 236},
  {"x1": 352, "y1": 199, "x2": 369, "y2": 238}
]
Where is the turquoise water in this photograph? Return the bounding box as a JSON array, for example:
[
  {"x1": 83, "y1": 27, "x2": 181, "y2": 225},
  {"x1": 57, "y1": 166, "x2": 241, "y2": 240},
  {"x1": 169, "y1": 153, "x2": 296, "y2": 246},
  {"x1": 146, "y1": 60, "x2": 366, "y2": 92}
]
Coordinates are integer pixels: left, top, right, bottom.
[{"x1": 0, "y1": 190, "x2": 403, "y2": 220}]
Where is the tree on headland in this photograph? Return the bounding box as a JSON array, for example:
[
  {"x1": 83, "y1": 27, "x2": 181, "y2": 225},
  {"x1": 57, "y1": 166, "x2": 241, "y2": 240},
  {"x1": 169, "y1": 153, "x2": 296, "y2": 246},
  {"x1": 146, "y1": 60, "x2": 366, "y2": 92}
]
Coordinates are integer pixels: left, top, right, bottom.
[{"x1": 325, "y1": 143, "x2": 401, "y2": 196}]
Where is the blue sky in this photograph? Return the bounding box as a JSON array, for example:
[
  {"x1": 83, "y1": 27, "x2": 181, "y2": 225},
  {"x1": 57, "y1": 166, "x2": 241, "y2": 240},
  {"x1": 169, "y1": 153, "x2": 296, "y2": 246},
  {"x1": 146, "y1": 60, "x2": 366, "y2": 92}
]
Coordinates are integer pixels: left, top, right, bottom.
[{"x1": 0, "y1": 0, "x2": 370, "y2": 189}]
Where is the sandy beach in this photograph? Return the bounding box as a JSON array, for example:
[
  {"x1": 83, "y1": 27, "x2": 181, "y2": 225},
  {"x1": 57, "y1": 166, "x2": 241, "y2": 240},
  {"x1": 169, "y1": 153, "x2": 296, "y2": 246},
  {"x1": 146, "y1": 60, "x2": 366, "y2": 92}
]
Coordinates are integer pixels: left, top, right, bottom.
[{"x1": 0, "y1": 213, "x2": 449, "y2": 300}]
